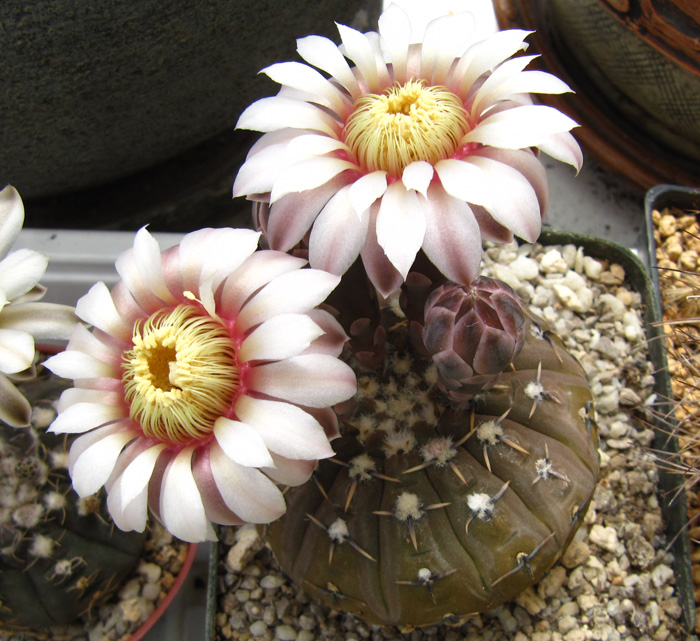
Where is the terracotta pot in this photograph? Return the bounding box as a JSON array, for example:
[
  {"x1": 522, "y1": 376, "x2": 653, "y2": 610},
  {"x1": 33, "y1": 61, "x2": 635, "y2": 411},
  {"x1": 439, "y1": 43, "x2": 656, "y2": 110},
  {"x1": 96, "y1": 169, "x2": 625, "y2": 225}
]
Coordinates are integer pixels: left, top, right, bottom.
[{"x1": 494, "y1": 0, "x2": 700, "y2": 190}]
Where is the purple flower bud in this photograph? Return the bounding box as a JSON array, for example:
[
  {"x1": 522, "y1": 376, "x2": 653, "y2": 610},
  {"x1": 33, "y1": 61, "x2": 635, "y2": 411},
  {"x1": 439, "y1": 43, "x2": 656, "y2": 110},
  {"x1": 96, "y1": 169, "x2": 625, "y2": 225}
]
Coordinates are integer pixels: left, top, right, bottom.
[{"x1": 422, "y1": 276, "x2": 528, "y2": 400}]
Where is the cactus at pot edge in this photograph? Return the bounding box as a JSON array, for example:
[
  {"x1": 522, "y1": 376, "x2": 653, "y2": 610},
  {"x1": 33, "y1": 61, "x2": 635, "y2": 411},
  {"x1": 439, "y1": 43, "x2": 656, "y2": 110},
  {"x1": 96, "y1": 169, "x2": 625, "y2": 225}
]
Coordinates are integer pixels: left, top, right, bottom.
[
  {"x1": 261, "y1": 286, "x2": 599, "y2": 628},
  {"x1": 0, "y1": 361, "x2": 146, "y2": 631}
]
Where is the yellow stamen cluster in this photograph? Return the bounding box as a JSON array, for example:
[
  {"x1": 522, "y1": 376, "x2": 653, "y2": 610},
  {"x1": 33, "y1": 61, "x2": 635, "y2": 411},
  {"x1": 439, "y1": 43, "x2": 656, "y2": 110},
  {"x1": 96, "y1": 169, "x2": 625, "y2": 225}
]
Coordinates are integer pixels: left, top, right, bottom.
[
  {"x1": 122, "y1": 304, "x2": 239, "y2": 444},
  {"x1": 344, "y1": 79, "x2": 469, "y2": 177}
]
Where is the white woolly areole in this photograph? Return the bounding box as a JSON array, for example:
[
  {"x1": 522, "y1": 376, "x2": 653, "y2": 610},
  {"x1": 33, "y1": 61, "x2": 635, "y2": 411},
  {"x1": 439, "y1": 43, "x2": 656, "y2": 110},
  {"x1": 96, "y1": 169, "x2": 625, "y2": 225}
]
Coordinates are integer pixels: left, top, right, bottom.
[
  {"x1": 12, "y1": 503, "x2": 44, "y2": 529},
  {"x1": 535, "y1": 457, "x2": 553, "y2": 479},
  {"x1": 29, "y1": 534, "x2": 56, "y2": 558},
  {"x1": 394, "y1": 492, "x2": 423, "y2": 521},
  {"x1": 328, "y1": 518, "x2": 349, "y2": 542},
  {"x1": 44, "y1": 491, "x2": 67, "y2": 512},
  {"x1": 417, "y1": 568, "x2": 432, "y2": 582},
  {"x1": 421, "y1": 437, "x2": 457, "y2": 466},
  {"x1": 349, "y1": 453, "x2": 376, "y2": 481},
  {"x1": 467, "y1": 492, "x2": 494, "y2": 520},
  {"x1": 384, "y1": 429, "x2": 417, "y2": 456},
  {"x1": 525, "y1": 380, "x2": 545, "y2": 400},
  {"x1": 476, "y1": 421, "x2": 503, "y2": 445}
]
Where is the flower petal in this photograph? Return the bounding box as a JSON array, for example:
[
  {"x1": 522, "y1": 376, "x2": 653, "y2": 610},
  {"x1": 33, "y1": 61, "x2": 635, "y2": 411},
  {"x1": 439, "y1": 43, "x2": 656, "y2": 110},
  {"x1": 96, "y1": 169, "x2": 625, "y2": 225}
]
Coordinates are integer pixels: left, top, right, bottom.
[
  {"x1": 220, "y1": 251, "x2": 307, "y2": 318},
  {"x1": 262, "y1": 61, "x2": 350, "y2": 114},
  {"x1": 160, "y1": 447, "x2": 216, "y2": 542},
  {"x1": 469, "y1": 155, "x2": 542, "y2": 242},
  {"x1": 270, "y1": 156, "x2": 356, "y2": 204},
  {"x1": 261, "y1": 452, "x2": 316, "y2": 486},
  {"x1": 434, "y1": 158, "x2": 493, "y2": 208},
  {"x1": 296, "y1": 34, "x2": 360, "y2": 97},
  {"x1": 114, "y1": 443, "x2": 166, "y2": 516},
  {"x1": 377, "y1": 3, "x2": 412, "y2": 81},
  {"x1": 246, "y1": 354, "x2": 356, "y2": 408},
  {"x1": 213, "y1": 417, "x2": 275, "y2": 468},
  {"x1": 44, "y1": 347, "x2": 118, "y2": 381},
  {"x1": 0, "y1": 186, "x2": 24, "y2": 260},
  {"x1": 464, "y1": 105, "x2": 579, "y2": 150},
  {"x1": 537, "y1": 131, "x2": 584, "y2": 172},
  {"x1": 0, "y1": 248, "x2": 48, "y2": 302},
  {"x1": 0, "y1": 328, "x2": 35, "y2": 374},
  {"x1": 0, "y1": 302, "x2": 78, "y2": 340},
  {"x1": 266, "y1": 173, "x2": 355, "y2": 252},
  {"x1": 234, "y1": 395, "x2": 334, "y2": 459},
  {"x1": 301, "y1": 309, "x2": 349, "y2": 357},
  {"x1": 360, "y1": 205, "x2": 405, "y2": 298},
  {"x1": 422, "y1": 185, "x2": 482, "y2": 285},
  {"x1": 348, "y1": 171, "x2": 388, "y2": 215},
  {"x1": 69, "y1": 426, "x2": 139, "y2": 496},
  {"x1": 309, "y1": 184, "x2": 370, "y2": 276},
  {"x1": 76, "y1": 282, "x2": 133, "y2": 343},
  {"x1": 337, "y1": 23, "x2": 388, "y2": 91},
  {"x1": 209, "y1": 441, "x2": 286, "y2": 523},
  {"x1": 237, "y1": 96, "x2": 341, "y2": 137},
  {"x1": 376, "y1": 182, "x2": 426, "y2": 280},
  {"x1": 49, "y1": 402, "x2": 126, "y2": 434},
  {"x1": 236, "y1": 269, "x2": 340, "y2": 333},
  {"x1": 0, "y1": 373, "x2": 31, "y2": 426},
  {"x1": 402, "y1": 161, "x2": 434, "y2": 198},
  {"x1": 452, "y1": 29, "x2": 531, "y2": 95},
  {"x1": 421, "y1": 12, "x2": 475, "y2": 85},
  {"x1": 238, "y1": 313, "x2": 324, "y2": 362}
]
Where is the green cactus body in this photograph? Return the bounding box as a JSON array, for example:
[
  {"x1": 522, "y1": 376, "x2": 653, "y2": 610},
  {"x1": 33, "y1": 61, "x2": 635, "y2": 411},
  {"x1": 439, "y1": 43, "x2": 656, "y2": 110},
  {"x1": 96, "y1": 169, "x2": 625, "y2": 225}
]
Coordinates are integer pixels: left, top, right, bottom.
[
  {"x1": 262, "y1": 323, "x2": 599, "y2": 628},
  {"x1": 0, "y1": 365, "x2": 146, "y2": 631}
]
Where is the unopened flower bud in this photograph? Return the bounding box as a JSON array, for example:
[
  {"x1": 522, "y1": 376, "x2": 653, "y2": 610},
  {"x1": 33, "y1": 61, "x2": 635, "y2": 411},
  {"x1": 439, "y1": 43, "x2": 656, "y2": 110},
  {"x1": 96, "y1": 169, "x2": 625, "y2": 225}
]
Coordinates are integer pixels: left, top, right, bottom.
[{"x1": 422, "y1": 277, "x2": 528, "y2": 400}]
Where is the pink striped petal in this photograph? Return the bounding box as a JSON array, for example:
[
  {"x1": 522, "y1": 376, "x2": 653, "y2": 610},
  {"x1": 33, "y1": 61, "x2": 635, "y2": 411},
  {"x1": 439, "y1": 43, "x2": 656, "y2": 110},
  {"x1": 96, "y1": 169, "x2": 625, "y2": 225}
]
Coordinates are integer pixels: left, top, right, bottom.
[
  {"x1": 266, "y1": 173, "x2": 355, "y2": 252},
  {"x1": 247, "y1": 354, "x2": 356, "y2": 408},
  {"x1": 470, "y1": 155, "x2": 542, "y2": 242},
  {"x1": 160, "y1": 448, "x2": 216, "y2": 542},
  {"x1": 234, "y1": 395, "x2": 334, "y2": 460},
  {"x1": 219, "y1": 251, "x2": 306, "y2": 318},
  {"x1": 360, "y1": 205, "x2": 405, "y2": 298},
  {"x1": 309, "y1": 184, "x2": 369, "y2": 276},
  {"x1": 114, "y1": 443, "x2": 166, "y2": 514},
  {"x1": 376, "y1": 181, "x2": 426, "y2": 279},
  {"x1": 422, "y1": 185, "x2": 482, "y2": 285},
  {"x1": 49, "y1": 402, "x2": 126, "y2": 434},
  {"x1": 301, "y1": 309, "x2": 349, "y2": 357},
  {"x1": 236, "y1": 269, "x2": 340, "y2": 333},
  {"x1": 238, "y1": 313, "x2": 324, "y2": 362},
  {"x1": 209, "y1": 442, "x2": 286, "y2": 523},
  {"x1": 270, "y1": 156, "x2": 356, "y2": 204},
  {"x1": 213, "y1": 417, "x2": 275, "y2": 468}
]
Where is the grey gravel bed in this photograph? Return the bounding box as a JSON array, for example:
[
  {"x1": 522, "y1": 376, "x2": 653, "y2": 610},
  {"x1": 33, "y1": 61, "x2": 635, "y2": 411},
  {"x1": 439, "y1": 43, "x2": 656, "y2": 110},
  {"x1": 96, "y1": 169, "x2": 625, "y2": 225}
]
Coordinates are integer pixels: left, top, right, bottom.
[{"x1": 212, "y1": 240, "x2": 685, "y2": 641}]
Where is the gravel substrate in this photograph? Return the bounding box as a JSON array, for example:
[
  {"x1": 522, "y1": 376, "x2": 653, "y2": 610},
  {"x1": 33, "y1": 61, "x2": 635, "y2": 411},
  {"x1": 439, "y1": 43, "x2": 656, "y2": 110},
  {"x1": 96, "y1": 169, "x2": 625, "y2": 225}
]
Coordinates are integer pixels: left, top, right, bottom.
[{"x1": 212, "y1": 240, "x2": 685, "y2": 641}]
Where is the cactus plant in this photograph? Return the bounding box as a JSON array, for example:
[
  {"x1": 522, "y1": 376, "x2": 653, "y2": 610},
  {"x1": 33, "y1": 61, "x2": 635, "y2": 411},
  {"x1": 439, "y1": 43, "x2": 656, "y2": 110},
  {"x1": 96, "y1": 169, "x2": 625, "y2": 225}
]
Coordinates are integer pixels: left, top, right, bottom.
[
  {"x1": 261, "y1": 290, "x2": 599, "y2": 628},
  {"x1": 0, "y1": 357, "x2": 146, "y2": 631}
]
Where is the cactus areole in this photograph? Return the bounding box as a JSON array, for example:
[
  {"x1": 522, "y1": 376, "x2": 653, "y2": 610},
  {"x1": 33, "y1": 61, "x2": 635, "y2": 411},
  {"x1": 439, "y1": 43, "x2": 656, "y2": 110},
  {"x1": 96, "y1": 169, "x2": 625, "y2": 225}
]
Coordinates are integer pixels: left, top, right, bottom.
[{"x1": 262, "y1": 280, "x2": 599, "y2": 628}]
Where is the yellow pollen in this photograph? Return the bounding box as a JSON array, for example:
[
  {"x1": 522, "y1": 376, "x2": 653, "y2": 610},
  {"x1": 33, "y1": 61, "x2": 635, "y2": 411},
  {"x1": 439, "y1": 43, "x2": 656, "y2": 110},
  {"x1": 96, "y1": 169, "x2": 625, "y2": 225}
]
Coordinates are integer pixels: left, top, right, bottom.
[
  {"x1": 343, "y1": 79, "x2": 469, "y2": 177},
  {"x1": 122, "y1": 304, "x2": 239, "y2": 445}
]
